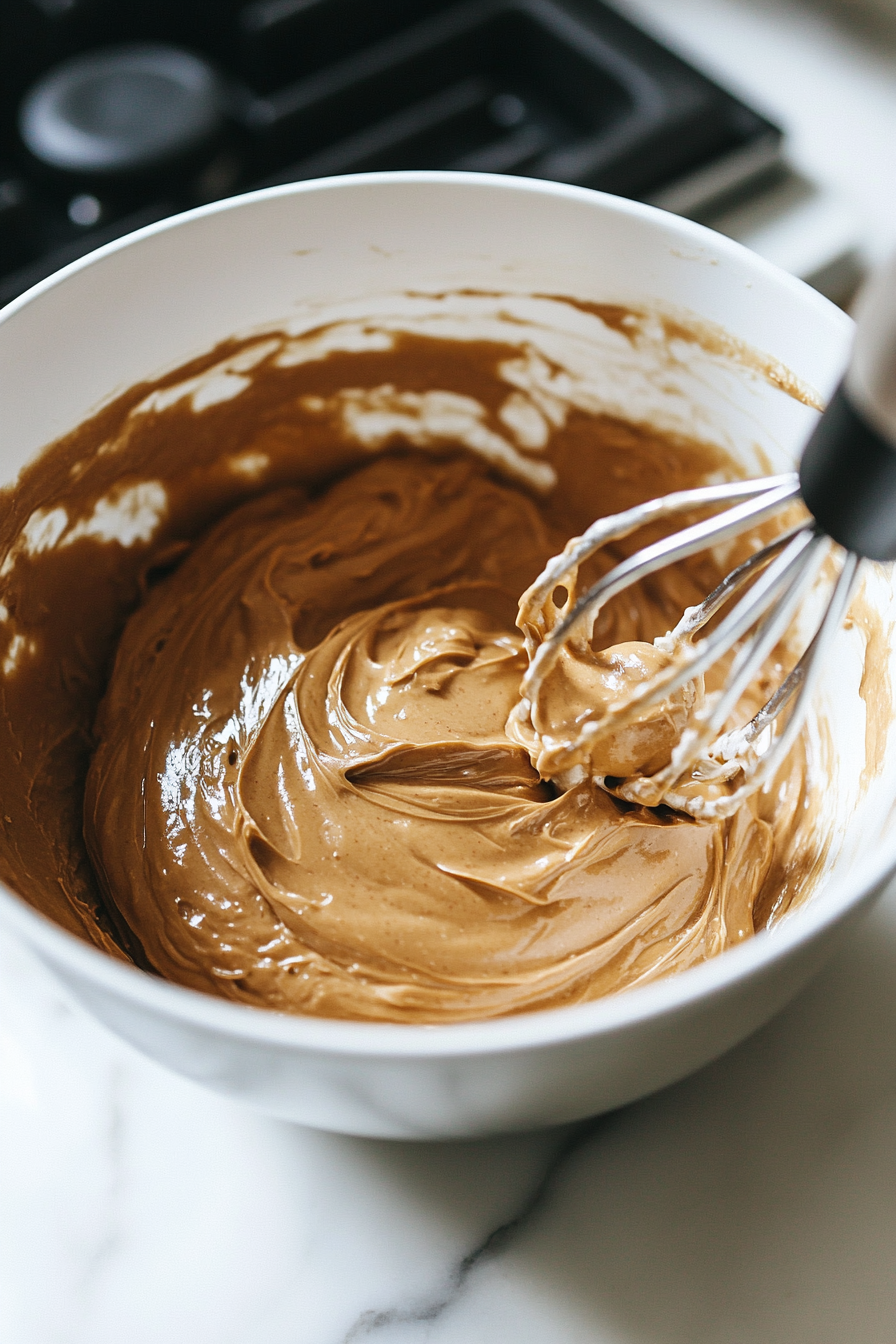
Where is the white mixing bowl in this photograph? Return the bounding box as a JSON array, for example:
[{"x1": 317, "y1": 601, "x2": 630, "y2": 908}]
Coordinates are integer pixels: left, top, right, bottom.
[{"x1": 1, "y1": 171, "x2": 893, "y2": 1139}]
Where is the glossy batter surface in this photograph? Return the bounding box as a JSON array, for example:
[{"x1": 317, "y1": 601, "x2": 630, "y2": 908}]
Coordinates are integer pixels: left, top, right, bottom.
[
  {"x1": 0, "y1": 320, "x2": 828, "y2": 1021},
  {"x1": 86, "y1": 457, "x2": 810, "y2": 1022}
]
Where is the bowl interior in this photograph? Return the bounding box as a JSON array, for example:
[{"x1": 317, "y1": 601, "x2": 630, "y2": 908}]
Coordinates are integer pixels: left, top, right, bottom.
[{"x1": 0, "y1": 172, "x2": 891, "y2": 1046}]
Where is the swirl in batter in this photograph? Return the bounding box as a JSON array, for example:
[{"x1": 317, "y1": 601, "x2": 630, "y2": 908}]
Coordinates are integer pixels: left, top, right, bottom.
[{"x1": 84, "y1": 451, "x2": 811, "y2": 1022}]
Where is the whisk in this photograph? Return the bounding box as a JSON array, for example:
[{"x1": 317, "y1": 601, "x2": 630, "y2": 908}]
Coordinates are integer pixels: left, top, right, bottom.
[{"x1": 514, "y1": 256, "x2": 896, "y2": 821}]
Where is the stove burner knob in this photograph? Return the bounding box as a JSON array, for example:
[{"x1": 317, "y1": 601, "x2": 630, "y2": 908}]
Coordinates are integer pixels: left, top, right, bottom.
[{"x1": 18, "y1": 44, "x2": 224, "y2": 176}]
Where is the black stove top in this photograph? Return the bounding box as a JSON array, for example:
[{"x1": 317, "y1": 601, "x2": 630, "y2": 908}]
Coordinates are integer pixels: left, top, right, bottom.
[{"x1": 0, "y1": 0, "x2": 782, "y2": 306}]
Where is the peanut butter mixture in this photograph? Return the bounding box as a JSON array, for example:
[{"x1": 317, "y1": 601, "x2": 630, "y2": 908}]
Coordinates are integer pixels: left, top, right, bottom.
[{"x1": 0, "y1": 321, "x2": 826, "y2": 1022}]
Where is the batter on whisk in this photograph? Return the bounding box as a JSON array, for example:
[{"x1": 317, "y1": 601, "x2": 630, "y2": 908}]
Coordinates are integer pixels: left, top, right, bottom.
[{"x1": 511, "y1": 251, "x2": 896, "y2": 825}]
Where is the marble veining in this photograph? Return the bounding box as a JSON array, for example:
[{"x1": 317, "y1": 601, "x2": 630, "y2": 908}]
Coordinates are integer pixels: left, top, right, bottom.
[
  {"x1": 4, "y1": 874, "x2": 896, "y2": 1343},
  {"x1": 342, "y1": 1120, "x2": 606, "y2": 1341},
  {"x1": 5, "y1": 4, "x2": 896, "y2": 1340}
]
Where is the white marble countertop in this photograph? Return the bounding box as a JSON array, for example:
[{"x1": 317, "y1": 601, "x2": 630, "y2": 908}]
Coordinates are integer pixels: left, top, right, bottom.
[
  {"x1": 621, "y1": 0, "x2": 896, "y2": 267},
  {"x1": 5, "y1": 884, "x2": 896, "y2": 1344},
  {"x1": 4, "y1": 3, "x2": 896, "y2": 1341}
]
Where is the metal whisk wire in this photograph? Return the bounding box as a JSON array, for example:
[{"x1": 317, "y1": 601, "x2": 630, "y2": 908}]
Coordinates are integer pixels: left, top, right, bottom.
[
  {"x1": 517, "y1": 473, "x2": 864, "y2": 820},
  {"x1": 517, "y1": 473, "x2": 802, "y2": 655}
]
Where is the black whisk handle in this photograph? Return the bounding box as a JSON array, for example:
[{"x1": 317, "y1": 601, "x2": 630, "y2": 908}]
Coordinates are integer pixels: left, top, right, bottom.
[
  {"x1": 800, "y1": 382, "x2": 896, "y2": 561},
  {"x1": 799, "y1": 253, "x2": 896, "y2": 561}
]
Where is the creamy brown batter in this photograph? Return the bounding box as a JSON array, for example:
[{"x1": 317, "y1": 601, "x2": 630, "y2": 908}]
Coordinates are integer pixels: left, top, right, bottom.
[
  {"x1": 510, "y1": 638, "x2": 699, "y2": 782},
  {"x1": 0, "y1": 319, "x2": 829, "y2": 1021}
]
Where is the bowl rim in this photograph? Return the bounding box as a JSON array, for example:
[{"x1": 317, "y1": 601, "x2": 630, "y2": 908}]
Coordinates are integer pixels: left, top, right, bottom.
[{"x1": 0, "y1": 167, "x2": 884, "y2": 1061}]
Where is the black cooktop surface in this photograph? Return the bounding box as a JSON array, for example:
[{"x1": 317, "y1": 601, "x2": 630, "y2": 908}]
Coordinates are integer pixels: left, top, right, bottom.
[{"x1": 0, "y1": 0, "x2": 782, "y2": 305}]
